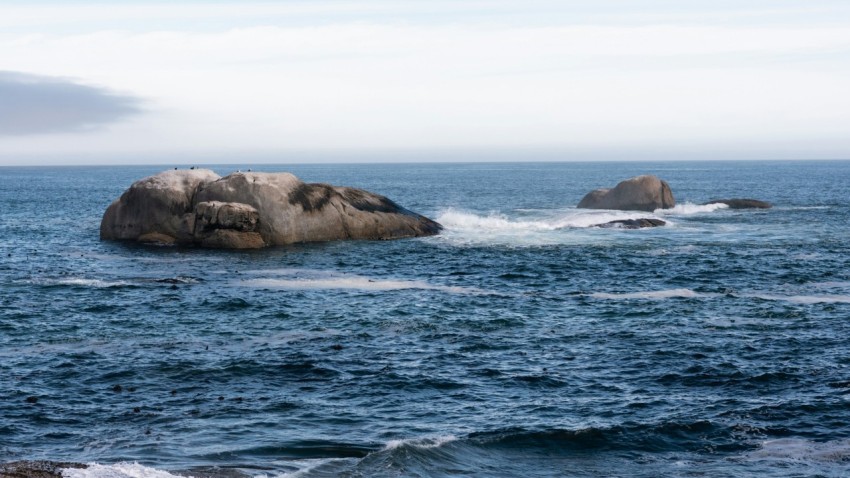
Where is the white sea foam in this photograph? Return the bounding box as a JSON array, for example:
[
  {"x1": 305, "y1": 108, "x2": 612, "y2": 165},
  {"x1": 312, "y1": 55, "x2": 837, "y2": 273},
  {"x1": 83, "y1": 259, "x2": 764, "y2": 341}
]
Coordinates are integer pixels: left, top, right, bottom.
[
  {"x1": 62, "y1": 463, "x2": 182, "y2": 478},
  {"x1": 433, "y1": 207, "x2": 666, "y2": 246},
  {"x1": 744, "y1": 293, "x2": 850, "y2": 304},
  {"x1": 435, "y1": 209, "x2": 556, "y2": 232},
  {"x1": 655, "y1": 202, "x2": 728, "y2": 215},
  {"x1": 745, "y1": 438, "x2": 850, "y2": 463},
  {"x1": 591, "y1": 288, "x2": 850, "y2": 303},
  {"x1": 781, "y1": 206, "x2": 831, "y2": 211},
  {"x1": 808, "y1": 281, "x2": 850, "y2": 289},
  {"x1": 436, "y1": 208, "x2": 661, "y2": 231},
  {"x1": 267, "y1": 458, "x2": 358, "y2": 478},
  {"x1": 383, "y1": 435, "x2": 458, "y2": 451},
  {"x1": 792, "y1": 253, "x2": 821, "y2": 261},
  {"x1": 241, "y1": 273, "x2": 482, "y2": 294},
  {"x1": 49, "y1": 278, "x2": 130, "y2": 288},
  {"x1": 590, "y1": 288, "x2": 708, "y2": 300}
]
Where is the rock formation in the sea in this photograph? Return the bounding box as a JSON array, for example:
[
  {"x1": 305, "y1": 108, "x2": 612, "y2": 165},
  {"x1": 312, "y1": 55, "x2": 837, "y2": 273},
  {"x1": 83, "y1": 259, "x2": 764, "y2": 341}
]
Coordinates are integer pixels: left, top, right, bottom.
[
  {"x1": 100, "y1": 169, "x2": 442, "y2": 249},
  {"x1": 703, "y1": 198, "x2": 772, "y2": 209},
  {"x1": 577, "y1": 175, "x2": 675, "y2": 212},
  {"x1": 595, "y1": 218, "x2": 666, "y2": 229},
  {"x1": 0, "y1": 461, "x2": 87, "y2": 478}
]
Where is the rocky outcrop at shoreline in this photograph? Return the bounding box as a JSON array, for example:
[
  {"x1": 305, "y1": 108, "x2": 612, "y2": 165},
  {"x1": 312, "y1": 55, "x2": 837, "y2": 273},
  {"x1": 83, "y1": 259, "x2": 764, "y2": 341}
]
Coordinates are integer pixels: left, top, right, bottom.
[
  {"x1": 100, "y1": 170, "x2": 442, "y2": 249},
  {"x1": 0, "y1": 461, "x2": 87, "y2": 478}
]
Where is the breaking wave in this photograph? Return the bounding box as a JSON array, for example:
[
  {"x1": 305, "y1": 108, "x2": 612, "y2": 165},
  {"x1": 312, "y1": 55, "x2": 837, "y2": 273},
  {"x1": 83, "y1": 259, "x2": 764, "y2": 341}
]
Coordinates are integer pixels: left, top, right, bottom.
[
  {"x1": 46, "y1": 424, "x2": 850, "y2": 477},
  {"x1": 745, "y1": 437, "x2": 850, "y2": 463},
  {"x1": 433, "y1": 207, "x2": 672, "y2": 246},
  {"x1": 655, "y1": 202, "x2": 729, "y2": 215},
  {"x1": 62, "y1": 463, "x2": 182, "y2": 478},
  {"x1": 436, "y1": 208, "x2": 661, "y2": 231}
]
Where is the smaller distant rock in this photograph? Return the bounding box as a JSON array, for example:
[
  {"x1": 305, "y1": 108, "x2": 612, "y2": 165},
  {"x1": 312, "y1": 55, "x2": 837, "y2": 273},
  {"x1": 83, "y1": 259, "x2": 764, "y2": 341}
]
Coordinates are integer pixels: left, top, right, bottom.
[
  {"x1": 703, "y1": 198, "x2": 772, "y2": 209},
  {"x1": 595, "y1": 218, "x2": 667, "y2": 229},
  {"x1": 578, "y1": 175, "x2": 675, "y2": 212}
]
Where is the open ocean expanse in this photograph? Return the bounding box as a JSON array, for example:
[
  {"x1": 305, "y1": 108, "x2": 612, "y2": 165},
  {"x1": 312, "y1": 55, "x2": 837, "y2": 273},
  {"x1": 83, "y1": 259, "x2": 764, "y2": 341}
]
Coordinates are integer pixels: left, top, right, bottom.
[{"x1": 2, "y1": 160, "x2": 850, "y2": 478}]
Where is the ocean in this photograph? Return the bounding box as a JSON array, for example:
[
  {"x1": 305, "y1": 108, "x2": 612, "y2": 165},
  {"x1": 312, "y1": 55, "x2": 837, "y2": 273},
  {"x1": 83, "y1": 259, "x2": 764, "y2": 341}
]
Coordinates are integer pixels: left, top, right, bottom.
[{"x1": 1, "y1": 160, "x2": 849, "y2": 477}]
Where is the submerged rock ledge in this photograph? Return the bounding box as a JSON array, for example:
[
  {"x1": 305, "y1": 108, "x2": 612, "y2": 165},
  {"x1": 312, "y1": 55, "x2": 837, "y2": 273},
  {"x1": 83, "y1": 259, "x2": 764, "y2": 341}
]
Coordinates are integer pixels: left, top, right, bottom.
[
  {"x1": 595, "y1": 218, "x2": 667, "y2": 229},
  {"x1": 100, "y1": 169, "x2": 442, "y2": 249},
  {"x1": 703, "y1": 198, "x2": 772, "y2": 209}
]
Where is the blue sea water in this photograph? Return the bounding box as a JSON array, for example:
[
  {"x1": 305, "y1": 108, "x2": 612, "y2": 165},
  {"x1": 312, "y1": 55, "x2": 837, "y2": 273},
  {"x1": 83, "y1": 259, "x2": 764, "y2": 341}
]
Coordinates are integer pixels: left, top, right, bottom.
[{"x1": 1, "y1": 160, "x2": 850, "y2": 477}]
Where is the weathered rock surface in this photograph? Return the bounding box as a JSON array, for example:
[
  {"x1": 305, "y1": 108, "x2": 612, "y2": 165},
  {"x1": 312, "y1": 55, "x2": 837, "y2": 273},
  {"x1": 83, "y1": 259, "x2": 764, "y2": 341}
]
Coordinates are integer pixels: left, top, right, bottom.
[
  {"x1": 0, "y1": 461, "x2": 87, "y2": 478},
  {"x1": 703, "y1": 198, "x2": 772, "y2": 209},
  {"x1": 101, "y1": 170, "x2": 442, "y2": 248},
  {"x1": 578, "y1": 175, "x2": 675, "y2": 212},
  {"x1": 595, "y1": 218, "x2": 667, "y2": 229}
]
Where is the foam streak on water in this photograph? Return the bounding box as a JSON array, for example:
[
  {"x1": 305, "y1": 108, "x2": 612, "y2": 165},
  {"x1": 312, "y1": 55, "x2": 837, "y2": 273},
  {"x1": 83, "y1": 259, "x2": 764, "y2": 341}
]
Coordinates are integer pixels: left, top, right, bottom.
[
  {"x1": 241, "y1": 277, "x2": 482, "y2": 294},
  {"x1": 589, "y1": 288, "x2": 708, "y2": 300}
]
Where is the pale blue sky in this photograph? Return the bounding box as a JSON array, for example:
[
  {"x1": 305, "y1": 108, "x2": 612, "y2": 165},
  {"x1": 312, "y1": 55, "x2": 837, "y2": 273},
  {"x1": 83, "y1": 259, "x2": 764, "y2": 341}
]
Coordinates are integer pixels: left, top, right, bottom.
[{"x1": 1, "y1": 1, "x2": 849, "y2": 164}]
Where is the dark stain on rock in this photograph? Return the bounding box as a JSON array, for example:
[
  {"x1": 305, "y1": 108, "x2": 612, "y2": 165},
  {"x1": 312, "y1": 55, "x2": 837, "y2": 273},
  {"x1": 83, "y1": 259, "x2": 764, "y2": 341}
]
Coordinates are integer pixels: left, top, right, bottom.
[
  {"x1": 340, "y1": 188, "x2": 403, "y2": 214},
  {"x1": 287, "y1": 183, "x2": 334, "y2": 212}
]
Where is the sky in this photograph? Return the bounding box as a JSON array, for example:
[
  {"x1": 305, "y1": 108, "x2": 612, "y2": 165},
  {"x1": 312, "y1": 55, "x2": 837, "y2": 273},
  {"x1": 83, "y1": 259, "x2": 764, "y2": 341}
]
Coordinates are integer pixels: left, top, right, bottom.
[{"x1": 1, "y1": 0, "x2": 850, "y2": 165}]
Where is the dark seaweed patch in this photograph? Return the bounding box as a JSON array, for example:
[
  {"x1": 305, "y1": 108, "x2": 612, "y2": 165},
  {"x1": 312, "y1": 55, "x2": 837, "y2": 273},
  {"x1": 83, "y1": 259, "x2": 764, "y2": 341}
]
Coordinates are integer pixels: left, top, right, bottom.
[
  {"x1": 287, "y1": 183, "x2": 334, "y2": 212},
  {"x1": 340, "y1": 187, "x2": 404, "y2": 214}
]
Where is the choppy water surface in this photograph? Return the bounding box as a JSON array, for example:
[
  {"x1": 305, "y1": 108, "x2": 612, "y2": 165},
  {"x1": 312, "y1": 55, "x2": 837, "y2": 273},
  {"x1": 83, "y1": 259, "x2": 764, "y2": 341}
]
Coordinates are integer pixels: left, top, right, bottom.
[{"x1": 1, "y1": 161, "x2": 849, "y2": 477}]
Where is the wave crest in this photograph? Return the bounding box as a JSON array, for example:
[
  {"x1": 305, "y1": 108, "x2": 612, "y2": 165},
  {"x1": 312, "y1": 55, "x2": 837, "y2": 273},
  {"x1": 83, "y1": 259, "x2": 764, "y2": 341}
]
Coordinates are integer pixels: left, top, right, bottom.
[
  {"x1": 655, "y1": 202, "x2": 728, "y2": 215},
  {"x1": 383, "y1": 435, "x2": 458, "y2": 451},
  {"x1": 62, "y1": 463, "x2": 182, "y2": 478}
]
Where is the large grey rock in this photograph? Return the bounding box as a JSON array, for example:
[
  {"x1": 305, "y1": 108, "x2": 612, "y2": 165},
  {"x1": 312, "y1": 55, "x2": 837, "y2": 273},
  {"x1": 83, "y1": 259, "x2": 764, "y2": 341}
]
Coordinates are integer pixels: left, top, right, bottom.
[
  {"x1": 703, "y1": 198, "x2": 772, "y2": 209},
  {"x1": 577, "y1": 175, "x2": 675, "y2": 212},
  {"x1": 101, "y1": 170, "x2": 441, "y2": 249},
  {"x1": 100, "y1": 169, "x2": 220, "y2": 243}
]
